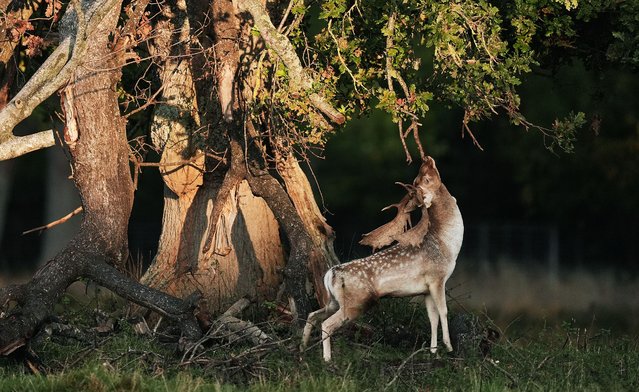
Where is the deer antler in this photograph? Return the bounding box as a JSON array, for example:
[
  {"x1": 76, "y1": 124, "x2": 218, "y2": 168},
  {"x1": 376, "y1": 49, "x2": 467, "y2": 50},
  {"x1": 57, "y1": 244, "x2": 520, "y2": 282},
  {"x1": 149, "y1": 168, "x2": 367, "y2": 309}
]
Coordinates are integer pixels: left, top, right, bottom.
[
  {"x1": 392, "y1": 204, "x2": 430, "y2": 247},
  {"x1": 359, "y1": 192, "x2": 419, "y2": 250},
  {"x1": 360, "y1": 159, "x2": 435, "y2": 250}
]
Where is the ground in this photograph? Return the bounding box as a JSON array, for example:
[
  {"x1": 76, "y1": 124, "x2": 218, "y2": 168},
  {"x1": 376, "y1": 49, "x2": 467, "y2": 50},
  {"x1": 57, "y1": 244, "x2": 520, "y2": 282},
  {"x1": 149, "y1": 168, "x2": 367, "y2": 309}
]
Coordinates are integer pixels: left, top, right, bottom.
[{"x1": 0, "y1": 293, "x2": 637, "y2": 391}]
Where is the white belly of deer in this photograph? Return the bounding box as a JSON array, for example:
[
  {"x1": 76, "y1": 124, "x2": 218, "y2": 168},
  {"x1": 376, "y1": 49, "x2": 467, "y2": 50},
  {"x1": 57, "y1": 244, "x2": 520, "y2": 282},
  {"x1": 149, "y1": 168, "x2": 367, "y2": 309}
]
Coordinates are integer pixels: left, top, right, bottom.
[{"x1": 375, "y1": 264, "x2": 429, "y2": 297}]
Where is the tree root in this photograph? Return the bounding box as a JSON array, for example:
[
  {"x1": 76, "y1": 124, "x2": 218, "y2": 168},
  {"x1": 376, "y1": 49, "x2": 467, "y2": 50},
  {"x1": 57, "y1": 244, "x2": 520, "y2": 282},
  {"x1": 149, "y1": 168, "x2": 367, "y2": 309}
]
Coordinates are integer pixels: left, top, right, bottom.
[{"x1": 0, "y1": 253, "x2": 202, "y2": 356}]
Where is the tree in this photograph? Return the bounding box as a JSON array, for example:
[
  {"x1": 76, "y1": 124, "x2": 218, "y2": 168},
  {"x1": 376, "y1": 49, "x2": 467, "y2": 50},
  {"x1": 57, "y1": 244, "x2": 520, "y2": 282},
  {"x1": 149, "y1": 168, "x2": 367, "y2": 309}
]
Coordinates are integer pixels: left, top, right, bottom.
[{"x1": 1, "y1": 0, "x2": 636, "y2": 354}]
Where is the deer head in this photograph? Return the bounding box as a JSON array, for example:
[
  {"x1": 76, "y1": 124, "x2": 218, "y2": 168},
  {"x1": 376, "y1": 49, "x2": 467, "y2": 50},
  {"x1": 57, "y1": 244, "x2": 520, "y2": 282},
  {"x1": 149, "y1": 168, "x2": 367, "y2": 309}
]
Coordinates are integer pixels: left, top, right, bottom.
[{"x1": 413, "y1": 156, "x2": 442, "y2": 208}]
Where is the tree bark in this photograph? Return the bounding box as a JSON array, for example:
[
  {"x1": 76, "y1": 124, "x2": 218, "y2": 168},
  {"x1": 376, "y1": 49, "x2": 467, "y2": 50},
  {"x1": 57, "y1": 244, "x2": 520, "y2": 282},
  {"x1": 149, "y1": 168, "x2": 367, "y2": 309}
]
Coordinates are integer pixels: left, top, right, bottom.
[
  {"x1": 278, "y1": 156, "x2": 340, "y2": 306},
  {"x1": 140, "y1": 0, "x2": 286, "y2": 315}
]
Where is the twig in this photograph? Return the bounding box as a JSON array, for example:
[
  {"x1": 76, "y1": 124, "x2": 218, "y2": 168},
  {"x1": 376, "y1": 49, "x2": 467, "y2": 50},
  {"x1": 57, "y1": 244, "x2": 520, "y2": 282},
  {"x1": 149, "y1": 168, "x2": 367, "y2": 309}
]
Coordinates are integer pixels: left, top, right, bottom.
[
  {"x1": 461, "y1": 112, "x2": 484, "y2": 151},
  {"x1": 22, "y1": 206, "x2": 83, "y2": 235},
  {"x1": 276, "y1": 0, "x2": 296, "y2": 33},
  {"x1": 327, "y1": 20, "x2": 364, "y2": 94},
  {"x1": 385, "y1": 343, "x2": 430, "y2": 389}
]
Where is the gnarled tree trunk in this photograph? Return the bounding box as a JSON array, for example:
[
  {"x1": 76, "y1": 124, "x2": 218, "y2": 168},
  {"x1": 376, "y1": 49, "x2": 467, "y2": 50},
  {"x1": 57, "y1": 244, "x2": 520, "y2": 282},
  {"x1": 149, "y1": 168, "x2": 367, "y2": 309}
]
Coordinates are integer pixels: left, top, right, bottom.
[
  {"x1": 139, "y1": 0, "x2": 339, "y2": 320},
  {"x1": 0, "y1": 0, "x2": 200, "y2": 354}
]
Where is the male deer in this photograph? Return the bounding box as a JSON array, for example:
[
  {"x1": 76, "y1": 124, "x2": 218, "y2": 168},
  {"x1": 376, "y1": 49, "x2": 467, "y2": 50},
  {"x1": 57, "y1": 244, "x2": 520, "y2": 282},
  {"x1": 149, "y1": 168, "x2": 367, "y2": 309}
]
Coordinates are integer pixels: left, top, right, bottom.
[{"x1": 301, "y1": 156, "x2": 463, "y2": 362}]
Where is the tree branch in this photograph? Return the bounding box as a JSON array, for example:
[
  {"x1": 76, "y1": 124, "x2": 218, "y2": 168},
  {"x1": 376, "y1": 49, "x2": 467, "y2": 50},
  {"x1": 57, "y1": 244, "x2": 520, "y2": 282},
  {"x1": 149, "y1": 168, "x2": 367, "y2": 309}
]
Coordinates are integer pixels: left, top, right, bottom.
[
  {"x1": 237, "y1": 0, "x2": 345, "y2": 126},
  {"x1": 0, "y1": 130, "x2": 55, "y2": 161},
  {"x1": 0, "y1": 0, "x2": 122, "y2": 157},
  {"x1": 22, "y1": 206, "x2": 83, "y2": 235}
]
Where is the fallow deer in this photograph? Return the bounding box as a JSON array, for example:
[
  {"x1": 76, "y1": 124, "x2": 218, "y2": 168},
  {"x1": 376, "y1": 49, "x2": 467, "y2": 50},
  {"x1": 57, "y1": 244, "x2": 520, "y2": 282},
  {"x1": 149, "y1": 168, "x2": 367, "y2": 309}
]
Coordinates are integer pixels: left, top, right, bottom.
[{"x1": 301, "y1": 156, "x2": 463, "y2": 362}]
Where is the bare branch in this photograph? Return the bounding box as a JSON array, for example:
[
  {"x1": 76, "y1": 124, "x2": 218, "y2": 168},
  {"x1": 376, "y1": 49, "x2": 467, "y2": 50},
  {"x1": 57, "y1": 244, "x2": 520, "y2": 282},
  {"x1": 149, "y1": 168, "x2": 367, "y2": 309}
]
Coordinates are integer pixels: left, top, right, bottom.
[
  {"x1": 462, "y1": 111, "x2": 484, "y2": 151},
  {"x1": 237, "y1": 0, "x2": 345, "y2": 126},
  {"x1": 23, "y1": 206, "x2": 83, "y2": 235}
]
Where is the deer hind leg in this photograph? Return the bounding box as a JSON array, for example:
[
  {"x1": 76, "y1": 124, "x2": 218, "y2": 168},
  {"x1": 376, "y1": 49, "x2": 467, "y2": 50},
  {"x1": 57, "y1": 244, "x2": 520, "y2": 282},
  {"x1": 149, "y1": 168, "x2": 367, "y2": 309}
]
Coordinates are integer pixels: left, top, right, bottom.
[
  {"x1": 301, "y1": 300, "x2": 338, "y2": 350},
  {"x1": 430, "y1": 280, "x2": 453, "y2": 352},
  {"x1": 425, "y1": 294, "x2": 440, "y2": 353},
  {"x1": 320, "y1": 306, "x2": 358, "y2": 362}
]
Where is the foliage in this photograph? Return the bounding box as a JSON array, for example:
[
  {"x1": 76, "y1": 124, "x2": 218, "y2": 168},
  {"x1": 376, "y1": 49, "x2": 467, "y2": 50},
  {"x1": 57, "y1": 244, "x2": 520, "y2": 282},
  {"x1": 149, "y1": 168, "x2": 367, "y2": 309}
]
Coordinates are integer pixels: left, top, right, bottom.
[
  {"x1": 6, "y1": 0, "x2": 638, "y2": 159},
  {"x1": 260, "y1": 0, "x2": 637, "y2": 156}
]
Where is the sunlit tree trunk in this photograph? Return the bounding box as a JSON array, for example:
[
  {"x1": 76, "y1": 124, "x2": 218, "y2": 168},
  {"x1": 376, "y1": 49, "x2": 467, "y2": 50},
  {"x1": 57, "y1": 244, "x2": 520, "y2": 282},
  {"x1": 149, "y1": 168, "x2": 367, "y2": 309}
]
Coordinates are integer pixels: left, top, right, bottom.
[{"x1": 140, "y1": 0, "x2": 338, "y2": 317}]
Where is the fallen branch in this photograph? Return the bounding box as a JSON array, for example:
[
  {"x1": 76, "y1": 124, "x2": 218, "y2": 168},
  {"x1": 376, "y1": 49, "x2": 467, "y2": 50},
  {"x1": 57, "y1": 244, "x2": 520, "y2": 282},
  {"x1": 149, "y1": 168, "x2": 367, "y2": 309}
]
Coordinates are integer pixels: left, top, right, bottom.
[
  {"x1": 210, "y1": 298, "x2": 272, "y2": 346},
  {"x1": 385, "y1": 343, "x2": 430, "y2": 390}
]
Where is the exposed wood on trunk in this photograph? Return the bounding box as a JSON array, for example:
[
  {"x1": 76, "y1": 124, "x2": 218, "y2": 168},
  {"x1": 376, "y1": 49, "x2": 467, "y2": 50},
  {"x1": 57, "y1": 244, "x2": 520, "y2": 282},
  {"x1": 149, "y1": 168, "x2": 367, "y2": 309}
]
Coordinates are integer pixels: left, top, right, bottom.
[
  {"x1": 140, "y1": 0, "x2": 335, "y2": 323},
  {"x1": 149, "y1": 0, "x2": 204, "y2": 200},
  {"x1": 143, "y1": 1, "x2": 283, "y2": 312},
  {"x1": 143, "y1": 176, "x2": 287, "y2": 309},
  {"x1": 143, "y1": 0, "x2": 292, "y2": 318},
  {"x1": 212, "y1": 0, "x2": 240, "y2": 122}
]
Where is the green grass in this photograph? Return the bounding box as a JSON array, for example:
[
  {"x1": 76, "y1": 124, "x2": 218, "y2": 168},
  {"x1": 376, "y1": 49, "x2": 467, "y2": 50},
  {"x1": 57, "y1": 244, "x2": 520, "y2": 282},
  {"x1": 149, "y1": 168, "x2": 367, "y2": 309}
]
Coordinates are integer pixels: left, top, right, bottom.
[{"x1": 1, "y1": 299, "x2": 637, "y2": 391}]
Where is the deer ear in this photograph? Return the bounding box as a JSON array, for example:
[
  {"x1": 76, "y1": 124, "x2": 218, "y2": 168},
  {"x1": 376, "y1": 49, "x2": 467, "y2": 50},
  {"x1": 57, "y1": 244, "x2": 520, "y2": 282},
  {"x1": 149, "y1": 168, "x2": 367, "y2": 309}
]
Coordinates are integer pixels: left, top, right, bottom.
[
  {"x1": 422, "y1": 156, "x2": 442, "y2": 181},
  {"x1": 425, "y1": 156, "x2": 435, "y2": 168}
]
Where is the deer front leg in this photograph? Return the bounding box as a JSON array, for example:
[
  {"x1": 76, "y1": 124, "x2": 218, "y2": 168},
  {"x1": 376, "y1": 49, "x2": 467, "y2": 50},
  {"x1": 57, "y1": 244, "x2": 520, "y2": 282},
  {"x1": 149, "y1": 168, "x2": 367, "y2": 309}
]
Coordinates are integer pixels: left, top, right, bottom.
[
  {"x1": 430, "y1": 281, "x2": 453, "y2": 352},
  {"x1": 425, "y1": 294, "x2": 440, "y2": 353}
]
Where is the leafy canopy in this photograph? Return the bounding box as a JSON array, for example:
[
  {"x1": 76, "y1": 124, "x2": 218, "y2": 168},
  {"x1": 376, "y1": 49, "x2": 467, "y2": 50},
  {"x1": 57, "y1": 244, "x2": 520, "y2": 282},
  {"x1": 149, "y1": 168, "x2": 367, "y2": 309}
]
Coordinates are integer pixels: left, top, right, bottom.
[{"x1": 252, "y1": 0, "x2": 637, "y2": 156}]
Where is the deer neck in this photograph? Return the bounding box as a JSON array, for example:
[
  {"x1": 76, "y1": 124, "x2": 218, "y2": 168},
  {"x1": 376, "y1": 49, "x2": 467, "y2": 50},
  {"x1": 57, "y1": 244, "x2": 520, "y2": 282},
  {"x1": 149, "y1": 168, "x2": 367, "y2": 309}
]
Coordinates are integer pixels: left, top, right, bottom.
[{"x1": 427, "y1": 184, "x2": 464, "y2": 260}]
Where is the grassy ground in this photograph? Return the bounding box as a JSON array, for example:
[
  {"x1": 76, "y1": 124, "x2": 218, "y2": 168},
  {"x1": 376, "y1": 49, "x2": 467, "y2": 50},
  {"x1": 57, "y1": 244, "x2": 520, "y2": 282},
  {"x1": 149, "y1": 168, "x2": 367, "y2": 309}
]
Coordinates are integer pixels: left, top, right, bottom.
[{"x1": 0, "y1": 296, "x2": 637, "y2": 392}]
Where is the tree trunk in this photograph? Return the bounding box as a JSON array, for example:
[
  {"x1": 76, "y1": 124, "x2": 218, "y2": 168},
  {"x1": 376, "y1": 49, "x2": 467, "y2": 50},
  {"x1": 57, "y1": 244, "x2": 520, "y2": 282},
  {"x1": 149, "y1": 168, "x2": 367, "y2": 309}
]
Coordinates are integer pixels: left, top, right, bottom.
[
  {"x1": 278, "y1": 156, "x2": 340, "y2": 306},
  {"x1": 142, "y1": 178, "x2": 287, "y2": 313},
  {"x1": 0, "y1": 0, "x2": 201, "y2": 354},
  {"x1": 138, "y1": 0, "x2": 340, "y2": 320},
  {"x1": 140, "y1": 0, "x2": 286, "y2": 313}
]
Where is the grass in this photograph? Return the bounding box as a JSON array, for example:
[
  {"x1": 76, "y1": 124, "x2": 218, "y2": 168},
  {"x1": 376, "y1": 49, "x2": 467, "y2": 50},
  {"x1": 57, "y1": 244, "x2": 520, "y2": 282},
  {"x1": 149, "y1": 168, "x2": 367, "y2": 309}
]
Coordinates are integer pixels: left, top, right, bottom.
[{"x1": 1, "y1": 297, "x2": 638, "y2": 391}]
